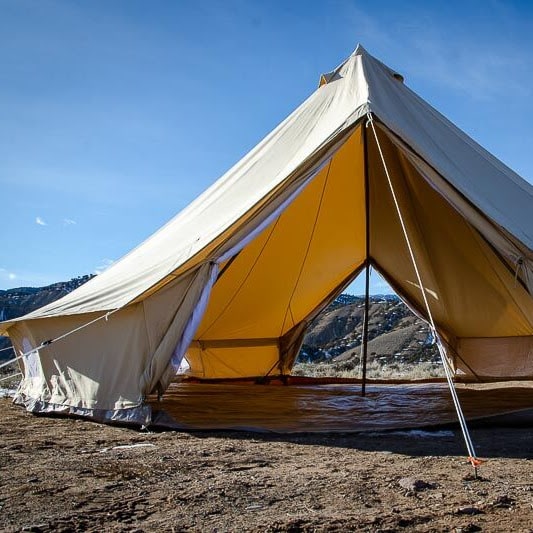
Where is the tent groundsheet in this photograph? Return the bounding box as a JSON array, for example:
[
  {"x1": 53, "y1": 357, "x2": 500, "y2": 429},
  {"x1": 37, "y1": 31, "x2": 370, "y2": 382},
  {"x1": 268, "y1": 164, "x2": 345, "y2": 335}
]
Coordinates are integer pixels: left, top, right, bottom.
[{"x1": 150, "y1": 382, "x2": 533, "y2": 433}]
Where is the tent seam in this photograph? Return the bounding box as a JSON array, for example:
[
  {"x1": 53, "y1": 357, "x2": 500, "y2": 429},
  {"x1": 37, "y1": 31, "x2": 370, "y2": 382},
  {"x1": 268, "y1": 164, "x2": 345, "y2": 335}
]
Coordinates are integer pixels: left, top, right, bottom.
[{"x1": 279, "y1": 159, "x2": 333, "y2": 337}]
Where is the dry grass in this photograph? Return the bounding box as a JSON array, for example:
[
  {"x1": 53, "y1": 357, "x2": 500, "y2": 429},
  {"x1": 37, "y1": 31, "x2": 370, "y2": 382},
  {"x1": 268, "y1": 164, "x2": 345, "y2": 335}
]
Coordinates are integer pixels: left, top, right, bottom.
[{"x1": 292, "y1": 359, "x2": 445, "y2": 380}]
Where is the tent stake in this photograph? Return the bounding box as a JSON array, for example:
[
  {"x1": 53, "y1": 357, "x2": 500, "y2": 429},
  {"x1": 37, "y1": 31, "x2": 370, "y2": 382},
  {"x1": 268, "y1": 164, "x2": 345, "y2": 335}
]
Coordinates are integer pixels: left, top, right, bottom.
[{"x1": 361, "y1": 261, "x2": 370, "y2": 397}]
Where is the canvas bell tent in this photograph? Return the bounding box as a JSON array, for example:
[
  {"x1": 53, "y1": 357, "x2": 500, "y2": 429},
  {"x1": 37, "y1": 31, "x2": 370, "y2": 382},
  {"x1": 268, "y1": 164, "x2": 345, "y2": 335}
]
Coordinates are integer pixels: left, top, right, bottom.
[{"x1": 2, "y1": 45, "x2": 533, "y2": 425}]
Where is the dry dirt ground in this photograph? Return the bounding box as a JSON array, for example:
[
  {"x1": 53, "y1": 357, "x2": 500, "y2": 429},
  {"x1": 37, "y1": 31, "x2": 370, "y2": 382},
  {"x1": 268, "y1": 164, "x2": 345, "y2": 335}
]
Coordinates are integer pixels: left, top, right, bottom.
[{"x1": 1, "y1": 398, "x2": 532, "y2": 532}]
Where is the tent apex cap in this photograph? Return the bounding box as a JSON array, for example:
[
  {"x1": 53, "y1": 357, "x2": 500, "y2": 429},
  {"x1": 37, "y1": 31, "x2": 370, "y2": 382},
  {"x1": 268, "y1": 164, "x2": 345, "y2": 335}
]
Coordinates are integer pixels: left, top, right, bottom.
[
  {"x1": 353, "y1": 45, "x2": 404, "y2": 83},
  {"x1": 353, "y1": 43, "x2": 367, "y2": 56}
]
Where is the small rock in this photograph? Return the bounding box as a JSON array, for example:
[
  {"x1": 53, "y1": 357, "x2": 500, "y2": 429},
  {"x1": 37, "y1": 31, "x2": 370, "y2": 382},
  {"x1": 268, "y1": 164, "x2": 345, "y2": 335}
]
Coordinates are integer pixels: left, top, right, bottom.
[
  {"x1": 456, "y1": 524, "x2": 482, "y2": 533},
  {"x1": 456, "y1": 506, "x2": 484, "y2": 516},
  {"x1": 398, "y1": 477, "x2": 434, "y2": 492},
  {"x1": 492, "y1": 494, "x2": 515, "y2": 508},
  {"x1": 245, "y1": 503, "x2": 263, "y2": 511}
]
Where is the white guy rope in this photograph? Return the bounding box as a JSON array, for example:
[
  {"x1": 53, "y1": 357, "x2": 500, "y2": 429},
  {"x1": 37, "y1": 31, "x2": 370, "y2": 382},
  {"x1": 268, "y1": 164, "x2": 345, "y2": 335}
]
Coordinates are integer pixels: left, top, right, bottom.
[
  {"x1": 366, "y1": 113, "x2": 479, "y2": 464},
  {"x1": 0, "y1": 372, "x2": 21, "y2": 383},
  {"x1": 0, "y1": 345, "x2": 15, "y2": 353},
  {"x1": 0, "y1": 353, "x2": 27, "y2": 371}
]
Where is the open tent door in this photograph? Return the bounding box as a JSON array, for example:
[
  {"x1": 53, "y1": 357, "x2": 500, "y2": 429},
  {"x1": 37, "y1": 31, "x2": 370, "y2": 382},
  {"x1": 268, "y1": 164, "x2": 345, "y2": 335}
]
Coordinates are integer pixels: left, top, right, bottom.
[
  {"x1": 180, "y1": 117, "x2": 533, "y2": 384},
  {"x1": 290, "y1": 268, "x2": 441, "y2": 381}
]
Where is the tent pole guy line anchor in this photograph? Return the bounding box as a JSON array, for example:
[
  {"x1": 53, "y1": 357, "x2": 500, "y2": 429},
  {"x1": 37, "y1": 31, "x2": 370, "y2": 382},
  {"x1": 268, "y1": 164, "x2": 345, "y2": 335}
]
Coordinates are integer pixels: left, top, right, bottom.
[{"x1": 366, "y1": 112, "x2": 481, "y2": 475}]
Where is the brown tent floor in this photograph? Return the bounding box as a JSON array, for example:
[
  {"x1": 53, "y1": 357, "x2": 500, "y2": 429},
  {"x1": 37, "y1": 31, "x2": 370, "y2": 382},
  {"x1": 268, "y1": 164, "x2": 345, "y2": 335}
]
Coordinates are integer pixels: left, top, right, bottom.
[{"x1": 150, "y1": 381, "x2": 533, "y2": 432}]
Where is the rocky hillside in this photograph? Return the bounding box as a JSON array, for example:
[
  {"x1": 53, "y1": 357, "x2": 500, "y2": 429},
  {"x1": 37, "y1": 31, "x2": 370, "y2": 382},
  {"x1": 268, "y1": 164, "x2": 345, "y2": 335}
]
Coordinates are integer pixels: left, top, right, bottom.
[
  {"x1": 0, "y1": 276, "x2": 94, "y2": 357},
  {"x1": 296, "y1": 294, "x2": 440, "y2": 376}
]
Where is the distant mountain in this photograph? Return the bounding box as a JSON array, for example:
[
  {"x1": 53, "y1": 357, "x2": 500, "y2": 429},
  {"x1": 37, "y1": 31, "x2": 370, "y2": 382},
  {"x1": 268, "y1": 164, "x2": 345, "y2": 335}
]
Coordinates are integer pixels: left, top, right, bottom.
[
  {"x1": 298, "y1": 294, "x2": 439, "y2": 370},
  {"x1": 0, "y1": 276, "x2": 94, "y2": 358}
]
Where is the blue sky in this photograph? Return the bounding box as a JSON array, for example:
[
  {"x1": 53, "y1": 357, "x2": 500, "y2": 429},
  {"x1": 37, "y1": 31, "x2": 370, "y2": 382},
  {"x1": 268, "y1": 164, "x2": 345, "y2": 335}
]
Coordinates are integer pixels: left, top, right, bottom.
[{"x1": 1, "y1": 0, "x2": 532, "y2": 295}]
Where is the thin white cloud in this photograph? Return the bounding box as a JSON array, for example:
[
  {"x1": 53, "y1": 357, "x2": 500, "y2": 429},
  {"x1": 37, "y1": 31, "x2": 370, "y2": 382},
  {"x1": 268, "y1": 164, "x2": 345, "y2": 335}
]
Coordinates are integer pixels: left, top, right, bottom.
[
  {"x1": 63, "y1": 218, "x2": 77, "y2": 226},
  {"x1": 94, "y1": 258, "x2": 115, "y2": 275},
  {"x1": 0, "y1": 268, "x2": 17, "y2": 282},
  {"x1": 406, "y1": 32, "x2": 529, "y2": 100},
  {"x1": 35, "y1": 216, "x2": 47, "y2": 226}
]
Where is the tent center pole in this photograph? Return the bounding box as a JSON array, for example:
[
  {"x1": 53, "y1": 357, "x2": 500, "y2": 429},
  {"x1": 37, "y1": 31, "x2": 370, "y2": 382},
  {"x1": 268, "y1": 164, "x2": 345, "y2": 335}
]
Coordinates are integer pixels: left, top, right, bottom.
[
  {"x1": 361, "y1": 119, "x2": 371, "y2": 398},
  {"x1": 361, "y1": 261, "x2": 370, "y2": 397}
]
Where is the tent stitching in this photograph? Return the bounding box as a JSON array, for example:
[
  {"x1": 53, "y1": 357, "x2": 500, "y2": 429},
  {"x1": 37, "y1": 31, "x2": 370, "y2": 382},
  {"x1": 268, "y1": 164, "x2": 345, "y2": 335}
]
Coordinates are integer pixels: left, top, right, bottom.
[{"x1": 279, "y1": 159, "x2": 333, "y2": 337}]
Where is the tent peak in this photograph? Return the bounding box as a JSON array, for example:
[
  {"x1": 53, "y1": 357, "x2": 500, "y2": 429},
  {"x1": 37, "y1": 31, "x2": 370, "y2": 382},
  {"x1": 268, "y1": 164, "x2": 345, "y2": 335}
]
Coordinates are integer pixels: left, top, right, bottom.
[
  {"x1": 319, "y1": 44, "x2": 368, "y2": 87},
  {"x1": 318, "y1": 44, "x2": 368, "y2": 87},
  {"x1": 353, "y1": 43, "x2": 367, "y2": 56},
  {"x1": 352, "y1": 45, "x2": 405, "y2": 83},
  {"x1": 347, "y1": 45, "x2": 405, "y2": 85}
]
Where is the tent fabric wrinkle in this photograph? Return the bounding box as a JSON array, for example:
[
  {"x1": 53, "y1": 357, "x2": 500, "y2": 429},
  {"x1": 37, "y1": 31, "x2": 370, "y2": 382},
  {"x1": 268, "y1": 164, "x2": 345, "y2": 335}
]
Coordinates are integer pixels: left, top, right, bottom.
[{"x1": 3, "y1": 44, "x2": 533, "y2": 425}]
